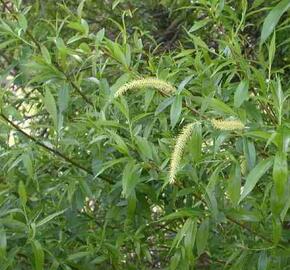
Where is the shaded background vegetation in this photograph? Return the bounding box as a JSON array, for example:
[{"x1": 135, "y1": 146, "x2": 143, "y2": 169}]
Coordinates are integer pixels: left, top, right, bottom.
[{"x1": 0, "y1": 0, "x2": 290, "y2": 269}]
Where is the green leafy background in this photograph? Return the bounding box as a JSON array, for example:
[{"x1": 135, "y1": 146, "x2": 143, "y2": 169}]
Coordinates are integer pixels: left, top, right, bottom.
[{"x1": 0, "y1": 0, "x2": 290, "y2": 269}]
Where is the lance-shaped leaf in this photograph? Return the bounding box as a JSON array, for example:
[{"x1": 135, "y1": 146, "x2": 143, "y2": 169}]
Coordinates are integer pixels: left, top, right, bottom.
[
  {"x1": 273, "y1": 151, "x2": 288, "y2": 198},
  {"x1": 239, "y1": 157, "x2": 273, "y2": 203},
  {"x1": 261, "y1": 0, "x2": 290, "y2": 43},
  {"x1": 43, "y1": 88, "x2": 58, "y2": 129}
]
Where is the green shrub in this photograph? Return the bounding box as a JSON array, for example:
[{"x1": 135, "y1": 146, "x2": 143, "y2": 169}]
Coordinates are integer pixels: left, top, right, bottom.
[{"x1": 0, "y1": 0, "x2": 290, "y2": 269}]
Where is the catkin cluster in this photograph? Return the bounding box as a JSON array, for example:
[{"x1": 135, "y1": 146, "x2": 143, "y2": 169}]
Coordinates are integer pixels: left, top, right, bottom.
[
  {"x1": 211, "y1": 119, "x2": 245, "y2": 131},
  {"x1": 169, "y1": 123, "x2": 195, "y2": 184},
  {"x1": 114, "y1": 78, "x2": 176, "y2": 98}
]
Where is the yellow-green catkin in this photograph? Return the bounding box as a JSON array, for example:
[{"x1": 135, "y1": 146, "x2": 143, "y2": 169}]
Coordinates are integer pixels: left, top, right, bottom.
[
  {"x1": 169, "y1": 123, "x2": 195, "y2": 184},
  {"x1": 114, "y1": 78, "x2": 176, "y2": 98},
  {"x1": 211, "y1": 119, "x2": 245, "y2": 131}
]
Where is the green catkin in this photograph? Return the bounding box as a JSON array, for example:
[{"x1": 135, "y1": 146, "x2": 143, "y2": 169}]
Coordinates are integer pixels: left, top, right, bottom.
[
  {"x1": 169, "y1": 123, "x2": 195, "y2": 184},
  {"x1": 114, "y1": 78, "x2": 176, "y2": 98},
  {"x1": 211, "y1": 119, "x2": 245, "y2": 131}
]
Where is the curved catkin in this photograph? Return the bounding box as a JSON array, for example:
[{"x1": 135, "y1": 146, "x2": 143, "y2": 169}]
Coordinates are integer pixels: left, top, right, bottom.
[
  {"x1": 169, "y1": 123, "x2": 195, "y2": 184},
  {"x1": 114, "y1": 78, "x2": 176, "y2": 98},
  {"x1": 211, "y1": 119, "x2": 245, "y2": 131}
]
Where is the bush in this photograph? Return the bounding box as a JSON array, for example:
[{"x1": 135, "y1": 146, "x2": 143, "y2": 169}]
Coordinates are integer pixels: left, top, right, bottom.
[{"x1": 0, "y1": 0, "x2": 290, "y2": 269}]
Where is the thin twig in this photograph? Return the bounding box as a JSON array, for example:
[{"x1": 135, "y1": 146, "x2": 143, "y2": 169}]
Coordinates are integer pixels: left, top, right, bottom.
[
  {"x1": 0, "y1": 113, "x2": 114, "y2": 184},
  {"x1": 1, "y1": 113, "x2": 92, "y2": 174},
  {"x1": 191, "y1": 191, "x2": 287, "y2": 250},
  {"x1": 70, "y1": 80, "x2": 94, "y2": 106}
]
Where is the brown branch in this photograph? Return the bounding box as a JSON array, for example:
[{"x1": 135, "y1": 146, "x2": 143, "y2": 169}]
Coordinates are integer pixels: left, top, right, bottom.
[
  {"x1": 0, "y1": 113, "x2": 113, "y2": 184},
  {"x1": 1, "y1": 113, "x2": 92, "y2": 174},
  {"x1": 70, "y1": 80, "x2": 94, "y2": 106},
  {"x1": 189, "y1": 189, "x2": 287, "y2": 250}
]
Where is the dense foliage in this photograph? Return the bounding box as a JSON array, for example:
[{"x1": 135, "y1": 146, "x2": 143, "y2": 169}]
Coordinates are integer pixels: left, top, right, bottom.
[{"x1": 0, "y1": 0, "x2": 290, "y2": 269}]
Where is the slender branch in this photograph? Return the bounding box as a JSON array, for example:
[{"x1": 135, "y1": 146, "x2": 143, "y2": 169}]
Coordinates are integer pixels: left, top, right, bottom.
[
  {"x1": 184, "y1": 102, "x2": 207, "y2": 119},
  {"x1": 1, "y1": 113, "x2": 114, "y2": 184},
  {"x1": 0, "y1": 113, "x2": 93, "y2": 173},
  {"x1": 70, "y1": 80, "x2": 94, "y2": 106},
  {"x1": 226, "y1": 216, "x2": 271, "y2": 243},
  {"x1": 189, "y1": 189, "x2": 287, "y2": 250}
]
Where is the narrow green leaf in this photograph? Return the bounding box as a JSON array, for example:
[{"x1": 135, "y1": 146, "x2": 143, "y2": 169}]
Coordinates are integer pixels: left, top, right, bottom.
[
  {"x1": 273, "y1": 151, "x2": 288, "y2": 197},
  {"x1": 268, "y1": 31, "x2": 276, "y2": 68},
  {"x1": 229, "y1": 209, "x2": 262, "y2": 222},
  {"x1": 127, "y1": 192, "x2": 137, "y2": 220},
  {"x1": 112, "y1": 0, "x2": 123, "y2": 9},
  {"x1": 125, "y1": 44, "x2": 131, "y2": 67},
  {"x1": 135, "y1": 136, "x2": 153, "y2": 160},
  {"x1": 171, "y1": 218, "x2": 192, "y2": 250},
  {"x1": 77, "y1": 0, "x2": 86, "y2": 17},
  {"x1": 281, "y1": 193, "x2": 290, "y2": 221},
  {"x1": 122, "y1": 161, "x2": 139, "y2": 198},
  {"x1": 234, "y1": 80, "x2": 249, "y2": 108},
  {"x1": 90, "y1": 255, "x2": 107, "y2": 264},
  {"x1": 170, "y1": 95, "x2": 182, "y2": 129},
  {"x1": 108, "y1": 131, "x2": 129, "y2": 155},
  {"x1": 57, "y1": 84, "x2": 70, "y2": 113},
  {"x1": 196, "y1": 218, "x2": 209, "y2": 256},
  {"x1": 239, "y1": 157, "x2": 273, "y2": 203},
  {"x1": 67, "y1": 179, "x2": 76, "y2": 204},
  {"x1": 210, "y1": 98, "x2": 236, "y2": 115},
  {"x1": 189, "y1": 121, "x2": 202, "y2": 162},
  {"x1": 261, "y1": 0, "x2": 290, "y2": 43},
  {"x1": 31, "y1": 240, "x2": 44, "y2": 270},
  {"x1": 0, "y1": 218, "x2": 26, "y2": 231},
  {"x1": 67, "y1": 21, "x2": 87, "y2": 34},
  {"x1": 79, "y1": 178, "x2": 93, "y2": 197},
  {"x1": 243, "y1": 139, "x2": 256, "y2": 170},
  {"x1": 155, "y1": 97, "x2": 174, "y2": 115},
  {"x1": 188, "y1": 19, "x2": 210, "y2": 33},
  {"x1": 114, "y1": 97, "x2": 130, "y2": 119},
  {"x1": 170, "y1": 250, "x2": 181, "y2": 270},
  {"x1": 43, "y1": 89, "x2": 58, "y2": 129},
  {"x1": 36, "y1": 209, "x2": 66, "y2": 227},
  {"x1": 272, "y1": 217, "x2": 282, "y2": 244},
  {"x1": 159, "y1": 208, "x2": 202, "y2": 222},
  {"x1": 206, "y1": 166, "x2": 221, "y2": 218},
  {"x1": 95, "y1": 28, "x2": 105, "y2": 45},
  {"x1": 189, "y1": 34, "x2": 209, "y2": 50},
  {"x1": 40, "y1": 45, "x2": 51, "y2": 64},
  {"x1": 93, "y1": 157, "x2": 128, "y2": 177},
  {"x1": 227, "y1": 164, "x2": 241, "y2": 206},
  {"x1": 184, "y1": 218, "x2": 197, "y2": 261},
  {"x1": 177, "y1": 74, "x2": 194, "y2": 94},
  {"x1": 0, "y1": 227, "x2": 6, "y2": 258},
  {"x1": 272, "y1": 78, "x2": 284, "y2": 125},
  {"x1": 252, "y1": 0, "x2": 265, "y2": 9},
  {"x1": 271, "y1": 184, "x2": 284, "y2": 217},
  {"x1": 80, "y1": 19, "x2": 89, "y2": 36},
  {"x1": 112, "y1": 43, "x2": 127, "y2": 67},
  {"x1": 258, "y1": 251, "x2": 268, "y2": 270},
  {"x1": 67, "y1": 251, "x2": 91, "y2": 261},
  {"x1": 50, "y1": 260, "x2": 60, "y2": 270},
  {"x1": 18, "y1": 181, "x2": 27, "y2": 206},
  {"x1": 17, "y1": 14, "x2": 27, "y2": 33},
  {"x1": 192, "y1": 96, "x2": 237, "y2": 115},
  {"x1": 0, "y1": 39, "x2": 16, "y2": 50},
  {"x1": 22, "y1": 153, "x2": 33, "y2": 179},
  {"x1": 144, "y1": 89, "x2": 155, "y2": 112}
]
